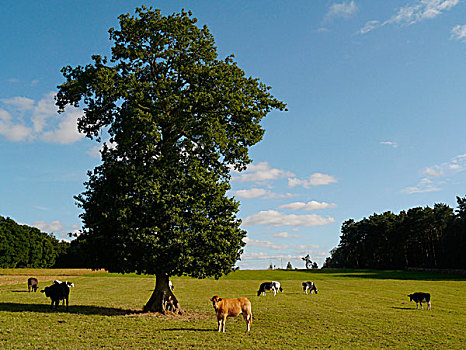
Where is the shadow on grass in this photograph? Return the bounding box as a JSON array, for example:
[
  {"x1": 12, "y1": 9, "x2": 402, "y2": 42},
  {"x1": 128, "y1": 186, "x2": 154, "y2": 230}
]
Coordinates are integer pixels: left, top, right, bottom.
[
  {"x1": 392, "y1": 307, "x2": 415, "y2": 310},
  {"x1": 0, "y1": 302, "x2": 138, "y2": 316},
  {"x1": 160, "y1": 328, "x2": 212, "y2": 332}
]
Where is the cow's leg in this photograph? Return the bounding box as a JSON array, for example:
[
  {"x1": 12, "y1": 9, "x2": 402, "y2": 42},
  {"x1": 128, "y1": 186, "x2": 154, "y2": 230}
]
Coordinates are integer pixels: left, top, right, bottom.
[
  {"x1": 65, "y1": 297, "x2": 69, "y2": 311},
  {"x1": 243, "y1": 313, "x2": 251, "y2": 332},
  {"x1": 427, "y1": 301, "x2": 431, "y2": 310},
  {"x1": 222, "y1": 316, "x2": 227, "y2": 332},
  {"x1": 217, "y1": 319, "x2": 222, "y2": 332}
]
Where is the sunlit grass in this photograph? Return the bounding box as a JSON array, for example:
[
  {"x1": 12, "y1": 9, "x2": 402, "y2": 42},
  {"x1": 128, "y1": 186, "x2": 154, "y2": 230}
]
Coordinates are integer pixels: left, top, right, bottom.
[{"x1": 0, "y1": 269, "x2": 464, "y2": 349}]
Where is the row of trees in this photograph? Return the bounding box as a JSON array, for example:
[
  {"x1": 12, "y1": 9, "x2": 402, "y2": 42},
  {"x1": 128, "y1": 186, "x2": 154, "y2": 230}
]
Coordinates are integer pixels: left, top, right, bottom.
[
  {"x1": 0, "y1": 216, "x2": 68, "y2": 268},
  {"x1": 324, "y1": 196, "x2": 466, "y2": 269}
]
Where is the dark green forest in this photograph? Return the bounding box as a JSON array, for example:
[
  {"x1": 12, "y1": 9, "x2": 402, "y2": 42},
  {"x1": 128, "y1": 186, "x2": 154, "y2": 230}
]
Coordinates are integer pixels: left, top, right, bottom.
[
  {"x1": 0, "y1": 216, "x2": 68, "y2": 268},
  {"x1": 324, "y1": 196, "x2": 466, "y2": 269}
]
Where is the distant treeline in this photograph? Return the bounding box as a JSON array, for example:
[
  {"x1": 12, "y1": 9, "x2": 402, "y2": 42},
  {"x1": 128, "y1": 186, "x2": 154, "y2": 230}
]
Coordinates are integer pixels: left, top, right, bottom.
[
  {"x1": 324, "y1": 196, "x2": 466, "y2": 269},
  {"x1": 0, "y1": 216, "x2": 68, "y2": 268}
]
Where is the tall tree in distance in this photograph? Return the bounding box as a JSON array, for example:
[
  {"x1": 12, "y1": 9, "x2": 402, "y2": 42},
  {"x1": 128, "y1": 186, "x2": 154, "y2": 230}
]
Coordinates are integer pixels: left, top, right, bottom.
[
  {"x1": 302, "y1": 254, "x2": 312, "y2": 269},
  {"x1": 56, "y1": 7, "x2": 286, "y2": 314}
]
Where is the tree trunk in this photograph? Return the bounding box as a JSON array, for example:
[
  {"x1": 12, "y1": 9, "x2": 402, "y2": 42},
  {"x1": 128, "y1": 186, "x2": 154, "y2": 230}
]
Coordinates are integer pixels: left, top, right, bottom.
[{"x1": 143, "y1": 273, "x2": 182, "y2": 314}]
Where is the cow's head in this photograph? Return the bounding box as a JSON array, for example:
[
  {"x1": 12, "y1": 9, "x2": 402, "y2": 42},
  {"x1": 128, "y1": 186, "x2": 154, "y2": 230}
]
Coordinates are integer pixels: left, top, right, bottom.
[
  {"x1": 408, "y1": 294, "x2": 414, "y2": 301},
  {"x1": 40, "y1": 286, "x2": 51, "y2": 297},
  {"x1": 210, "y1": 296, "x2": 222, "y2": 310}
]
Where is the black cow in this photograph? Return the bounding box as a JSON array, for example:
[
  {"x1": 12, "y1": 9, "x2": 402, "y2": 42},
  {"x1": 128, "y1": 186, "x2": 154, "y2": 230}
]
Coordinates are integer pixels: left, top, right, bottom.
[
  {"x1": 408, "y1": 292, "x2": 431, "y2": 310},
  {"x1": 302, "y1": 281, "x2": 318, "y2": 295},
  {"x1": 41, "y1": 281, "x2": 73, "y2": 310},
  {"x1": 28, "y1": 277, "x2": 39, "y2": 292}
]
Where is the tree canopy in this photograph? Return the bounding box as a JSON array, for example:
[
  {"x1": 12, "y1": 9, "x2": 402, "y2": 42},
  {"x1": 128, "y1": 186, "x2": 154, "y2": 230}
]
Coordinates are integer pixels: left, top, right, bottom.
[
  {"x1": 0, "y1": 216, "x2": 67, "y2": 268},
  {"x1": 324, "y1": 196, "x2": 466, "y2": 269},
  {"x1": 56, "y1": 7, "x2": 286, "y2": 311}
]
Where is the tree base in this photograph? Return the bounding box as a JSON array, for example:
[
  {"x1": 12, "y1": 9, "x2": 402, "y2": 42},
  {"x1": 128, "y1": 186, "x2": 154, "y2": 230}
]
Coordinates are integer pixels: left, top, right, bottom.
[{"x1": 143, "y1": 274, "x2": 182, "y2": 314}]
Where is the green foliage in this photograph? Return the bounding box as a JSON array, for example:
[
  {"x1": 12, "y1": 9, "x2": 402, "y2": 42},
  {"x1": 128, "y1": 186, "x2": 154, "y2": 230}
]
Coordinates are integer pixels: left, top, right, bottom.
[
  {"x1": 0, "y1": 216, "x2": 65, "y2": 268},
  {"x1": 325, "y1": 196, "x2": 466, "y2": 269},
  {"x1": 56, "y1": 7, "x2": 286, "y2": 279}
]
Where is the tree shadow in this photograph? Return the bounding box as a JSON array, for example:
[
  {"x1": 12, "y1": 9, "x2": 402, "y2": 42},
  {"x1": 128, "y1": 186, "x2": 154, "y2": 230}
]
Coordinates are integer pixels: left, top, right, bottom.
[
  {"x1": 391, "y1": 306, "x2": 414, "y2": 310},
  {"x1": 159, "y1": 328, "x2": 212, "y2": 332},
  {"x1": 0, "y1": 302, "x2": 139, "y2": 316},
  {"x1": 11, "y1": 290, "x2": 29, "y2": 293}
]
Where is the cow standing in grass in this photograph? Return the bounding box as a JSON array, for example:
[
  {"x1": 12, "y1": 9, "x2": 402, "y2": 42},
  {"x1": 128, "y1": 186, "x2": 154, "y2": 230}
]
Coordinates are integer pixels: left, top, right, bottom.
[
  {"x1": 408, "y1": 292, "x2": 431, "y2": 310},
  {"x1": 41, "y1": 281, "x2": 73, "y2": 311},
  {"x1": 27, "y1": 277, "x2": 39, "y2": 292},
  {"x1": 210, "y1": 295, "x2": 252, "y2": 332},
  {"x1": 302, "y1": 281, "x2": 318, "y2": 295},
  {"x1": 257, "y1": 281, "x2": 283, "y2": 296}
]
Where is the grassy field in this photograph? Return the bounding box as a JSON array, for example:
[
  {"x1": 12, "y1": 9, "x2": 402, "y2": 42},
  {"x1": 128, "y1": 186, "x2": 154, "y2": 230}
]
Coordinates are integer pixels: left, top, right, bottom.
[{"x1": 0, "y1": 269, "x2": 464, "y2": 349}]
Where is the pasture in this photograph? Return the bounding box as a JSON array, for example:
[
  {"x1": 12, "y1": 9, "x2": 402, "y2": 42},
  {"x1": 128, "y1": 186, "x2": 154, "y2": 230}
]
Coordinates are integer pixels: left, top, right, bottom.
[{"x1": 0, "y1": 269, "x2": 464, "y2": 349}]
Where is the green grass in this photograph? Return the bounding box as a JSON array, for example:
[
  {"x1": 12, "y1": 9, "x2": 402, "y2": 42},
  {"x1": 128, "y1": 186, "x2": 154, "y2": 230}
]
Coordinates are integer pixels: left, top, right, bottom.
[{"x1": 0, "y1": 269, "x2": 465, "y2": 349}]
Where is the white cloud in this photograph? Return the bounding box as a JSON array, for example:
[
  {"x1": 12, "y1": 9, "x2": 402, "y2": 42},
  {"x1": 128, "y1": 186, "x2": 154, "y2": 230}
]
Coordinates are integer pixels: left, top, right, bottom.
[
  {"x1": 288, "y1": 173, "x2": 337, "y2": 188},
  {"x1": 0, "y1": 109, "x2": 33, "y2": 141},
  {"x1": 233, "y1": 162, "x2": 295, "y2": 183},
  {"x1": 325, "y1": 1, "x2": 358, "y2": 21},
  {"x1": 423, "y1": 154, "x2": 466, "y2": 178},
  {"x1": 272, "y1": 231, "x2": 301, "y2": 239},
  {"x1": 279, "y1": 201, "x2": 337, "y2": 211},
  {"x1": 235, "y1": 188, "x2": 270, "y2": 199},
  {"x1": 234, "y1": 188, "x2": 296, "y2": 199},
  {"x1": 402, "y1": 178, "x2": 441, "y2": 194},
  {"x1": 424, "y1": 166, "x2": 445, "y2": 177},
  {"x1": 243, "y1": 210, "x2": 335, "y2": 227},
  {"x1": 33, "y1": 220, "x2": 65, "y2": 233},
  {"x1": 0, "y1": 92, "x2": 85, "y2": 144},
  {"x1": 451, "y1": 24, "x2": 466, "y2": 41},
  {"x1": 1, "y1": 96, "x2": 35, "y2": 112},
  {"x1": 403, "y1": 153, "x2": 466, "y2": 194},
  {"x1": 41, "y1": 109, "x2": 83, "y2": 144},
  {"x1": 359, "y1": 0, "x2": 459, "y2": 34},
  {"x1": 380, "y1": 141, "x2": 398, "y2": 148},
  {"x1": 359, "y1": 20, "x2": 381, "y2": 34}
]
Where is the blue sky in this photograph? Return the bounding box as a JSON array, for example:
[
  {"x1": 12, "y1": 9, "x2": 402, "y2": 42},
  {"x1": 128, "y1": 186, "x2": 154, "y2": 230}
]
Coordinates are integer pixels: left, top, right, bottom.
[{"x1": 1, "y1": 1, "x2": 465, "y2": 269}]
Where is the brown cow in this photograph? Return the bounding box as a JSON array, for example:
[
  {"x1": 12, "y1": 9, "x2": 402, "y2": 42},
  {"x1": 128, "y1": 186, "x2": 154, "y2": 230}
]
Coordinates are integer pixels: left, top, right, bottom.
[{"x1": 210, "y1": 295, "x2": 252, "y2": 333}]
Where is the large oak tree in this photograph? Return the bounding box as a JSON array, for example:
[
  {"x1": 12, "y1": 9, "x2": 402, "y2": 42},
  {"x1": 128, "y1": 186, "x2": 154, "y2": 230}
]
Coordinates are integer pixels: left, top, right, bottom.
[{"x1": 56, "y1": 7, "x2": 286, "y2": 313}]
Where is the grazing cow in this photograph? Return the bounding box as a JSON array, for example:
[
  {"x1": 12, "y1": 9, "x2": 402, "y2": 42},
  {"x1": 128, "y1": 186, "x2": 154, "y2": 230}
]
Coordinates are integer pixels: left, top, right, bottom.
[
  {"x1": 210, "y1": 295, "x2": 252, "y2": 333},
  {"x1": 41, "y1": 281, "x2": 72, "y2": 311},
  {"x1": 257, "y1": 281, "x2": 283, "y2": 296},
  {"x1": 408, "y1": 292, "x2": 431, "y2": 310},
  {"x1": 27, "y1": 277, "x2": 39, "y2": 292},
  {"x1": 302, "y1": 281, "x2": 318, "y2": 295}
]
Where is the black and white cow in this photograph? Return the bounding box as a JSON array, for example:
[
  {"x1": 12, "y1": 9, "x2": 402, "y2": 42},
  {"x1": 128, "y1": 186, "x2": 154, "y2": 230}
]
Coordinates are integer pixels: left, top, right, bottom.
[
  {"x1": 408, "y1": 292, "x2": 431, "y2": 310},
  {"x1": 257, "y1": 281, "x2": 283, "y2": 296},
  {"x1": 41, "y1": 281, "x2": 73, "y2": 310},
  {"x1": 302, "y1": 281, "x2": 318, "y2": 295},
  {"x1": 27, "y1": 277, "x2": 39, "y2": 292}
]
